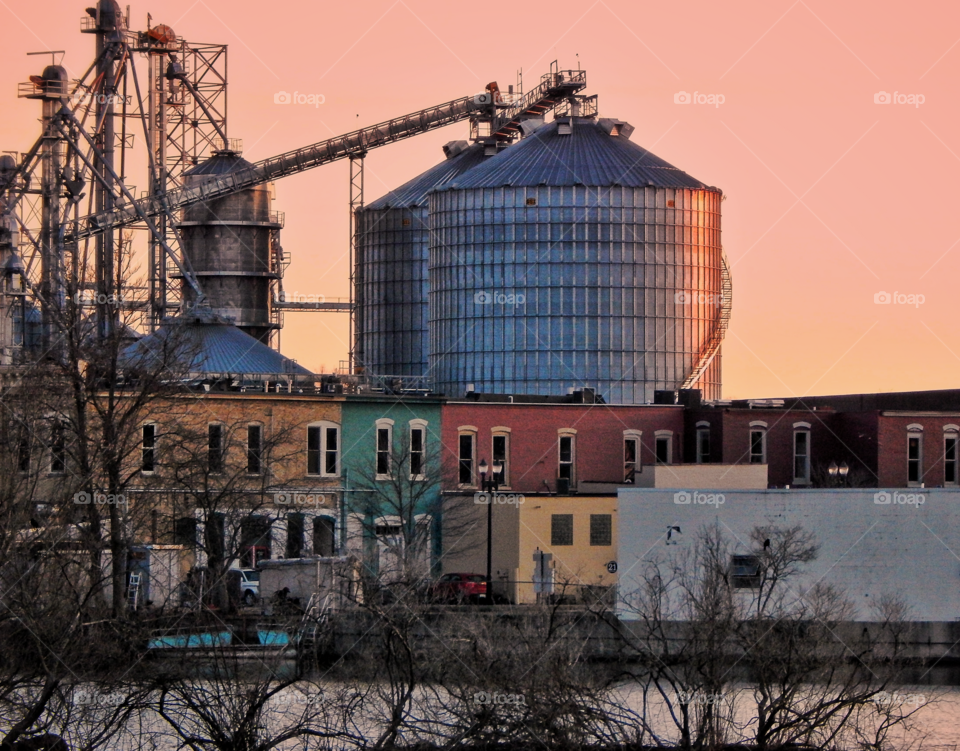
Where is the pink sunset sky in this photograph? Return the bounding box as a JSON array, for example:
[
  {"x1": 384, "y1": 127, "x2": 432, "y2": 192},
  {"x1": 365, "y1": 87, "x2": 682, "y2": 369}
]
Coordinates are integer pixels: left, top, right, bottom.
[{"x1": 2, "y1": 0, "x2": 958, "y2": 400}]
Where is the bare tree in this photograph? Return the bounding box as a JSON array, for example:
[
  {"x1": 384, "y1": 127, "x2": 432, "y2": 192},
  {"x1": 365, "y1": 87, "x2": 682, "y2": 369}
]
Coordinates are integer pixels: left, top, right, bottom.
[{"x1": 618, "y1": 522, "x2": 931, "y2": 750}]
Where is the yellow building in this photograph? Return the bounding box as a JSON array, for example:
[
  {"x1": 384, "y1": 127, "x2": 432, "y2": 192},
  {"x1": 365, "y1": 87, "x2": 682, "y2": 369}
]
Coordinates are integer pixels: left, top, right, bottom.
[{"x1": 442, "y1": 464, "x2": 768, "y2": 605}]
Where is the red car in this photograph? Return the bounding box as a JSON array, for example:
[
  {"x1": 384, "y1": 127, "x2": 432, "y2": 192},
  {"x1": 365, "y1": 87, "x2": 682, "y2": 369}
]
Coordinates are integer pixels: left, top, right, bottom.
[{"x1": 428, "y1": 573, "x2": 488, "y2": 604}]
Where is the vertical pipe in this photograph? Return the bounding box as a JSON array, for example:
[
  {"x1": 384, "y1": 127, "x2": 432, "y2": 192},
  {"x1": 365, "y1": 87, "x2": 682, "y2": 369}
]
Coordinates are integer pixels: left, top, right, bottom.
[
  {"x1": 40, "y1": 96, "x2": 62, "y2": 355},
  {"x1": 95, "y1": 19, "x2": 115, "y2": 340}
]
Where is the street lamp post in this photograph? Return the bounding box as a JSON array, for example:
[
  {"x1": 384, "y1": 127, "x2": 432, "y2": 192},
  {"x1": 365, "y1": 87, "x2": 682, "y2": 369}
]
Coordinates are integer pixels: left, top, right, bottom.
[{"x1": 479, "y1": 458, "x2": 503, "y2": 603}]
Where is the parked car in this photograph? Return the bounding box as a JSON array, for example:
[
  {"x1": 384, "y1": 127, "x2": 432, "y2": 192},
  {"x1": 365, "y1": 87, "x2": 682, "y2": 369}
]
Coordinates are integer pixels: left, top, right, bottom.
[
  {"x1": 428, "y1": 573, "x2": 487, "y2": 604},
  {"x1": 230, "y1": 568, "x2": 260, "y2": 605}
]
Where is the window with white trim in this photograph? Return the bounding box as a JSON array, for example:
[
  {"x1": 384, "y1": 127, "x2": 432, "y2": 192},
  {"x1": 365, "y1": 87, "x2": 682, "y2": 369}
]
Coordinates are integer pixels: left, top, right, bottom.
[
  {"x1": 141, "y1": 423, "x2": 157, "y2": 474},
  {"x1": 492, "y1": 428, "x2": 510, "y2": 486},
  {"x1": 623, "y1": 430, "x2": 642, "y2": 482},
  {"x1": 247, "y1": 424, "x2": 263, "y2": 475},
  {"x1": 308, "y1": 422, "x2": 340, "y2": 477},
  {"x1": 558, "y1": 429, "x2": 576, "y2": 485},
  {"x1": 907, "y1": 425, "x2": 923, "y2": 486},
  {"x1": 945, "y1": 427, "x2": 959, "y2": 486},
  {"x1": 793, "y1": 426, "x2": 811, "y2": 485},
  {"x1": 49, "y1": 421, "x2": 66, "y2": 475},
  {"x1": 458, "y1": 427, "x2": 477, "y2": 487},
  {"x1": 208, "y1": 423, "x2": 224, "y2": 474},
  {"x1": 376, "y1": 419, "x2": 394, "y2": 479},
  {"x1": 749, "y1": 422, "x2": 767, "y2": 464},
  {"x1": 409, "y1": 419, "x2": 427, "y2": 480}
]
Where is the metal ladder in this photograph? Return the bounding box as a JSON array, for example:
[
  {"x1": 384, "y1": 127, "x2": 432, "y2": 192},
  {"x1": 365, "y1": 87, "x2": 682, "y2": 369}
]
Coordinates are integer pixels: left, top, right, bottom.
[{"x1": 127, "y1": 573, "x2": 142, "y2": 611}]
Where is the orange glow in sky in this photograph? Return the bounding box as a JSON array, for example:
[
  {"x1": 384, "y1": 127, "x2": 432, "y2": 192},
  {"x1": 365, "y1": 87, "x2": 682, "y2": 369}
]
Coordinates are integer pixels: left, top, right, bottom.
[{"x1": 3, "y1": 0, "x2": 959, "y2": 400}]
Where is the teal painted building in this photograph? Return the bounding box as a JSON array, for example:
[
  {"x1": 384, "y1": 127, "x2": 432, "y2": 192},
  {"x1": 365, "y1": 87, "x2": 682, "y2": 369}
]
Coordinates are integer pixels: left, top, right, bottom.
[{"x1": 339, "y1": 395, "x2": 444, "y2": 579}]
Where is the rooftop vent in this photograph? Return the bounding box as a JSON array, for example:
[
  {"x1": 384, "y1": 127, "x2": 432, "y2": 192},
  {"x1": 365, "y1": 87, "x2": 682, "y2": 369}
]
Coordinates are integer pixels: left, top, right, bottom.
[
  {"x1": 518, "y1": 118, "x2": 545, "y2": 137},
  {"x1": 598, "y1": 118, "x2": 635, "y2": 140},
  {"x1": 557, "y1": 118, "x2": 573, "y2": 136},
  {"x1": 443, "y1": 140, "x2": 469, "y2": 159}
]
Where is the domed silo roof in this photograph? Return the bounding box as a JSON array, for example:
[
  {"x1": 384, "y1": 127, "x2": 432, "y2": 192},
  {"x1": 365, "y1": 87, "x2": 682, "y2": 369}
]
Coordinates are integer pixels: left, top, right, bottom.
[
  {"x1": 120, "y1": 309, "x2": 313, "y2": 381},
  {"x1": 445, "y1": 119, "x2": 714, "y2": 190},
  {"x1": 428, "y1": 117, "x2": 727, "y2": 404},
  {"x1": 355, "y1": 141, "x2": 490, "y2": 378},
  {"x1": 184, "y1": 151, "x2": 255, "y2": 177}
]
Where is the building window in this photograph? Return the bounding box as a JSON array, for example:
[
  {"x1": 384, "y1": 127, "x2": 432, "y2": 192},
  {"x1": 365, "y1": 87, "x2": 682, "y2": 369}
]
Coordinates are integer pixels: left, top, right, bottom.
[
  {"x1": 696, "y1": 423, "x2": 711, "y2": 464},
  {"x1": 458, "y1": 429, "x2": 476, "y2": 486},
  {"x1": 558, "y1": 430, "x2": 576, "y2": 486},
  {"x1": 655, "y1": 430, "x2": 672, "y2": 465},
  {"x1": 324, "y1": 426, "x2": 339, "y2": 476},
  {"x1": 173, "y1": 517, "x2": 198, "y2": 547},
  {"x1": 308, "y1": 423, "x2": 340, "y2": 477},
  {"x1": 17, "y1": 432, "x2": 30, "y2": 474},
  {"x1": 285, "y1": 513, "x2": 305, "y2": 559},
  {"x1": 945, "y1": 429, "x2": 959, "y2": 486},
  {"x1": 240, "y1": 515, "x2": 271, "y2": 567},
  {"x1": 551, "y1": 514, "x2": 574, "y2": 546},
  {"x1": 49, "y1": 421, "x2": 66, "y2": 475},
  {"x1": 208, "y1": 424, "x2": 223, "y2": 474},
  {"x1": 559, "y1": 436, "x2": 574, "y2": 480},
  {"x1": 907, "y1": 426, "x2": 923, "y2": 486},
  {"x1": 590, "y1": 514, "x2": 612, "y2": 546},
  {"x1": 624, "y1": 430, "x2": 641, "y2": 483},
  {"x1": 247, "y1": 424, "x2": 263, "y2": 475},
  {"x1": 492, "y1": 428, "x2": 510, "y2": 486},
  {"x1": 376, "y1": 419, "x2": 394, "y2": 479},
  {"x1": 141, "y1": 424, "x2": 156, "y2": 474},
  {"x1": 313, "y1": 517, "x2": 335, "y2": 557},
  {"x1": 731, "y1": 554, "x2": 761, "y2": 588},
  {"x1": 749, "y1": 423, "x2": 767, "y2": 464},
  {"x1": 410, "y1": 420, "x2": 427, "y2": 480},
  {"x1": 793, "y1": 425, "x2": 811, "y2": 485}
]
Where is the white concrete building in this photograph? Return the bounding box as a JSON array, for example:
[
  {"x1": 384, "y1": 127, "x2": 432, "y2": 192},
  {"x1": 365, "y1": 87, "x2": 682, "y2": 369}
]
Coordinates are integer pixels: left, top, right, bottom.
[{"x1": 617, "y1": 488, "x2": 960, "y2": 622}]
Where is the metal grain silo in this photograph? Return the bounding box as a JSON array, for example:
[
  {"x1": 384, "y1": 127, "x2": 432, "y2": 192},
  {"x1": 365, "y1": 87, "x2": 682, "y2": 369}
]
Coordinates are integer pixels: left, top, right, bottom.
[
  {"x1": 428, "y1": 117, "x2": 729, "y2": 404},
  {"x1": 354, "y1": 141, "x2": 488, "y2": 377},
  {"x1": 179, "y1": 150, "x2": 280, "y2": 343}
]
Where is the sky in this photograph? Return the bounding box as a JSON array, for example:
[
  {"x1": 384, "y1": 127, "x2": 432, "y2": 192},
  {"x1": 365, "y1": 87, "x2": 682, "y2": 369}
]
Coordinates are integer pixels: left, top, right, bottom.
[{"x1": 2, "y1": 0, "x2": 959, "y2": 400}]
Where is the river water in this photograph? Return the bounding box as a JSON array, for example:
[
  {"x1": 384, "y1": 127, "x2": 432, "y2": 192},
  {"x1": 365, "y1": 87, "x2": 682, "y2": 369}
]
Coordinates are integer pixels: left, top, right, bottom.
[{"x1": 96, "y1": 681, "x2": 960, "y2": 750}]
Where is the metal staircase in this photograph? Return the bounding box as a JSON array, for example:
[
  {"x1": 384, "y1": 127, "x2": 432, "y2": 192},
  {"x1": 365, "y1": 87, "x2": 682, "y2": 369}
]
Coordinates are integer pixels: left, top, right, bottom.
[{"x1": 681, "y1": 251, "x2": 733, "y2": 391}]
